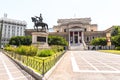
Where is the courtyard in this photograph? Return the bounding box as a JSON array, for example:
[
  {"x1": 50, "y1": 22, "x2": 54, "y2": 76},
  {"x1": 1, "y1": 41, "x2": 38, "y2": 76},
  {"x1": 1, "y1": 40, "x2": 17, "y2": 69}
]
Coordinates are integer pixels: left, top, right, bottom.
[{"x1": 48, "y1": 51, "x2": 120, "y2": 80}]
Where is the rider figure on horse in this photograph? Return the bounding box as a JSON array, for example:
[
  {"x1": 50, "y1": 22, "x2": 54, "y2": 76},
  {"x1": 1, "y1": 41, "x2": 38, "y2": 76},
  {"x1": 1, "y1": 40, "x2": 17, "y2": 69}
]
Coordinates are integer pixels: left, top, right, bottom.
[
  {"x1": 31, "y1": 13, "x2": 48, "y2": 32},
  {"x1": 35, "y1": 14, "x2": 43, "y2": 23}
]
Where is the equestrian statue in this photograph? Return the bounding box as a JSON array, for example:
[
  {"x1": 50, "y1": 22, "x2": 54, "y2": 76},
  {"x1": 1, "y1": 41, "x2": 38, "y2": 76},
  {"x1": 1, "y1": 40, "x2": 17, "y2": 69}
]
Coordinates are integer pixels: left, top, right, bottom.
[{"x1": 31, "y1": 13, "x2": 48, "y2": 32}]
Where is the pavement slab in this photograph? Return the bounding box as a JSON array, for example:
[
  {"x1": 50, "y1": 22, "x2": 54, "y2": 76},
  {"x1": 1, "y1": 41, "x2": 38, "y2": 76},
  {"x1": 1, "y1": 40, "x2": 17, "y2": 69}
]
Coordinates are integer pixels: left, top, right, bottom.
[
  {"x1": 47, "y1": 51, "x2": 120, "y2": 80},
  {"x1": 0, "y1": 52, "x2": 35, "y2": 80}
]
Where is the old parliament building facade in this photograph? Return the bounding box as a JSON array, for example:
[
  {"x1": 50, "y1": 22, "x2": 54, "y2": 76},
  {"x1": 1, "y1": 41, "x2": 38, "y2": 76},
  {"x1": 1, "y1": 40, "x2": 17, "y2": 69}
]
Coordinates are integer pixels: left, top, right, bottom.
[
  {"x1": 50, "y1": 18, "x2": 111, "y2": 50},
  {"x1": 26, "y1": 17, "x2": 112, "y2": 50}
]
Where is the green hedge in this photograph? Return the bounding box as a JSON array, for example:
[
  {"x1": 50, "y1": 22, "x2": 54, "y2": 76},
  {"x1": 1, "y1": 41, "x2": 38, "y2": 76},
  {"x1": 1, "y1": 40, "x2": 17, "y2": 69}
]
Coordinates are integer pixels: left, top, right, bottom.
[
  {"x1": 36, "y1": 49, "x2": 54, "y2": 57},
  {"x1": 115, "y1": 47, "x2": 120, "y2": 50},
  {"x1": 15, "y1": 46, "x2": 38, "y2": 56},
  {"x1": 9, "y1": 36, "x2": 32, "y2": 46},
  {"x1": 4, "y1": 45, "x2": 64, "y2": 57},
  {"x1": 4, "y1": 46, "x2": 15, "y2": 52},
  {"x1": 90, "y1": 37, "x2": 107, "y2": 46},
  {"x1": 51, "y1": 45, "x2": 64, "y2": 53},
  {"x1": 48, "y1": 35, "x2": 68, "y2": 46},
  {"x1": 5, "y1": 46, "x2": 38, "y2": 56}
]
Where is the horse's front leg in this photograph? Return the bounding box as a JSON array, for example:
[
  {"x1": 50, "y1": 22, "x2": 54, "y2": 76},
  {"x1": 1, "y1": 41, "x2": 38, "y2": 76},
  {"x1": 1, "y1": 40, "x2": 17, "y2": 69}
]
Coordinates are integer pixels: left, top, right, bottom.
[{"x1": 37, "y1": 27, "x2": 38, "y2": 32}]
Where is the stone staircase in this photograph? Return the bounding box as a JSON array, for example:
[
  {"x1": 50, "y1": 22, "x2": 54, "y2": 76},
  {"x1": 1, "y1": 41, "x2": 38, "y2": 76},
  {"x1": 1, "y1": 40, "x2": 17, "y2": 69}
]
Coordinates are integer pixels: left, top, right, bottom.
[{"x1": 69, "y1": 43, "x2": 85, "y2": 50}]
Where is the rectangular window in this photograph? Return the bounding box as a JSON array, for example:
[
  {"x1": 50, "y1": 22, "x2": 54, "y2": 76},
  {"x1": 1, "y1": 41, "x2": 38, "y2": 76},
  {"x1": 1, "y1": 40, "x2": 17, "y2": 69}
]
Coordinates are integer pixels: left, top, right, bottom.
[{"x1": 64, "y1": 29, "x2": 66, "y2": 32}]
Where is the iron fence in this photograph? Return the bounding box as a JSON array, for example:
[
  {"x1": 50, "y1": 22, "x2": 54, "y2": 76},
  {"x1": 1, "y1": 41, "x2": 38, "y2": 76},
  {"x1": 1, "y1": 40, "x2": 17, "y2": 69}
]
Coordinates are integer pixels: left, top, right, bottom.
[{"x1": 3, "y1": 50, "x2": 65, "y2": 75}]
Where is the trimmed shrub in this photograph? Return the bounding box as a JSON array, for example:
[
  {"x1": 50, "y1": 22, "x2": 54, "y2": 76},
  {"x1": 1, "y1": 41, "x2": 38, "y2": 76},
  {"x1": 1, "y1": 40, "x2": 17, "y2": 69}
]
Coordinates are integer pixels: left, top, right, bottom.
[
  {"x1": 9, "y1": 36, "x2": 32, "y2": 46},
  {"x1": 4, "y1": 46, "x2": 15, "y2": 52},
  {"x1": 15, "y1": 46, "x2": 38, "y2": 56},
  {"x1": 115, "y1": 47, "x2": 120, "y2": 50},
  {"x1": 51, "y1": 45, "x2": 64, "y2": 53},
  {"x1": 90, "y1": 37, "x2": 107, "y2": 46},
  {"x1": 15, "y1": 46, "x2": 26, "y2": 55},
  {"x1": 26, "y1": 46, "x2": 38, "y2": 56},
  {"x1": 36, "y1": 49, "x2": 54, "y2": 57},
  {"x1": 48, "y1": 35, "x2": 68, "y2": 46}
]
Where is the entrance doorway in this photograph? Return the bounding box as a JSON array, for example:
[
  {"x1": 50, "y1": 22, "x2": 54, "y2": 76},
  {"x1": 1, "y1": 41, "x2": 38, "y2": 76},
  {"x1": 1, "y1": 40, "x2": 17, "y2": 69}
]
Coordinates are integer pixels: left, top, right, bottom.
[{"x1": 74, "y1": 36, "x2": 78, "y2": 43}]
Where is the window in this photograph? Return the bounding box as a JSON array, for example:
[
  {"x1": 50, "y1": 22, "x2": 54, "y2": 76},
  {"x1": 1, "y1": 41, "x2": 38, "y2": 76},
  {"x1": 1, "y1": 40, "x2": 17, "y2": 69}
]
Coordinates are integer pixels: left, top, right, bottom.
[
  {"x1": 64, "y1": 29, "x2": 66, "y2": 32},
  {"x1": 84, "y1": 28, "x2": 87, "y2": 32},
  {"x1": 5, "y1": 25, "x2": 7, "y2": 28},
  {"x1": 4, "y1": 25, "x2": 7, "y2": 31}
]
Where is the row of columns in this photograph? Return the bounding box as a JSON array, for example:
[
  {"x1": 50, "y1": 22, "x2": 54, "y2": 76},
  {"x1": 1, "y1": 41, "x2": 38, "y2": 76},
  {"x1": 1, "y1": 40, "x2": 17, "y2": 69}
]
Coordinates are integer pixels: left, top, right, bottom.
[{"x1": 69, "y1": 31, "x2": 84, "y2": 46}]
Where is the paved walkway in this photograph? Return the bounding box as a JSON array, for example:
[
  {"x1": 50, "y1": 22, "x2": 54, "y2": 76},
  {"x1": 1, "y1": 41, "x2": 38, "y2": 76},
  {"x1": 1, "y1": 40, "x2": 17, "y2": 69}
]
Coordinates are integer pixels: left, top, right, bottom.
[
  {"x1": 47, "y1": 51, "x2": 120, "y2": 80},
  {"x1": 0, "y1": 52, "x2": 35, "y2": 80}
]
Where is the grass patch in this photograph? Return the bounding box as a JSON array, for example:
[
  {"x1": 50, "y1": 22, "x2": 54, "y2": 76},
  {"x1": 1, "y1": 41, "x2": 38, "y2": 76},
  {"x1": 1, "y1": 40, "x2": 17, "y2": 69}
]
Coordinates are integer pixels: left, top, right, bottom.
[{"x1": 99, "y1": 50, "x2": 120, "y2": 54}]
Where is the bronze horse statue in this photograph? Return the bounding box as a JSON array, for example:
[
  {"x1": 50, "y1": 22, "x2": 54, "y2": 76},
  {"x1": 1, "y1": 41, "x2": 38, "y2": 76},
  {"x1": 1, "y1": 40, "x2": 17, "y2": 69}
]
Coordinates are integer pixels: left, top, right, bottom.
[{"x1": 31, "y1": 14, "x2": 48, "y2": 32}]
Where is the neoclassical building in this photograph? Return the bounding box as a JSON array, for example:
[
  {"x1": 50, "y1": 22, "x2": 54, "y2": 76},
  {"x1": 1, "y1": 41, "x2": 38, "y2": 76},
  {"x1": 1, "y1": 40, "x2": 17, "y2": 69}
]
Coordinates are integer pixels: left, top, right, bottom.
[
  {"x1": 0, "y1": 14, "x2": 27, "y2": 47},
  {"x1": 25, "y1": 17, "x2": 113, "y2": 50},
  {"x1": 50, "y1": 18, "x2": 111, "y2": 50}
]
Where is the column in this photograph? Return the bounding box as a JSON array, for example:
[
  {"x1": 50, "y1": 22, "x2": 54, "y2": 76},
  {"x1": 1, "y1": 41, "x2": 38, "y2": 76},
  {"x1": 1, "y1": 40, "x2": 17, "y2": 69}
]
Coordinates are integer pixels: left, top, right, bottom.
[
  {"x1": 78, "y1": 31, "x2": 80, "y2": 44},
  {"x1": 73, "y1": 31, "x2": 74, "y2": 44},
  {"x1": 46, "y1": 36, "x2": 48, "y2": 44},
  {"x1": 82, "y1": 31, "x2": 84, "y2": 43},
  {"x1": 69, "y1": 31, "x2": 70, "y2": 47}
]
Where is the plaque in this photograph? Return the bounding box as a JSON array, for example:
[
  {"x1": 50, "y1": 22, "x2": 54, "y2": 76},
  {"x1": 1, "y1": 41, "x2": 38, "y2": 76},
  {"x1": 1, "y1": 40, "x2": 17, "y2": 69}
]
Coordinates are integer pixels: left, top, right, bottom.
[{"x1": 37, "y1": 36, "x2": 46, "y2": 42}]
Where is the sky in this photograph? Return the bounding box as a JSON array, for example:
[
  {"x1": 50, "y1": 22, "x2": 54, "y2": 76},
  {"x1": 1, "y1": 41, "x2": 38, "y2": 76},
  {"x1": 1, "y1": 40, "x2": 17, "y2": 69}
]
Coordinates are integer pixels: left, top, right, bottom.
[{"x1": 0, "y1": 0, "x2": 120, "y2": 31}]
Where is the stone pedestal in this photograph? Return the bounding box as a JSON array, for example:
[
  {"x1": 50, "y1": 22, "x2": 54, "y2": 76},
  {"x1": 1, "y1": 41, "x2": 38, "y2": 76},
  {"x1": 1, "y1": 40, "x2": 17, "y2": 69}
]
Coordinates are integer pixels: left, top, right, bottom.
[{"x1": 32, "y1": 32, "x2": 49, "y2": 49}]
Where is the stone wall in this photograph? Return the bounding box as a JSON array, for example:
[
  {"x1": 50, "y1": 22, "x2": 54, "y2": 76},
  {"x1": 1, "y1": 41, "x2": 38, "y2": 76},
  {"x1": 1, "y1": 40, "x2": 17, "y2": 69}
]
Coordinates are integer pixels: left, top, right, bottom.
[{"x1": 88, "y1": 45, "x2": 115, "y2": 50}]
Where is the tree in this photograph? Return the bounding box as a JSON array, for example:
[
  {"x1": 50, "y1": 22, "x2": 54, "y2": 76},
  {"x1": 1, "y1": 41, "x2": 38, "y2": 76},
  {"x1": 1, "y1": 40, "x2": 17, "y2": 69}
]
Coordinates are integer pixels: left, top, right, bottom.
[
  {"x1": 111, "y1": 35, "x2": 120, "y2": 47},
  {"x1": 9, "y1": 36, "x2": 32, "y2": 46},
  {"x1": 111, "y1": 26, "x2": 120, "y2": 36},
  {"x1": 90, "y1": 37, "x2": 107, "y2": 46},
  {"x1": 111, "y1": 26, "x2": 120, "y2": 47},
  {"x1": 48, "y1": 35, "x2": 68, "y2": 46}
]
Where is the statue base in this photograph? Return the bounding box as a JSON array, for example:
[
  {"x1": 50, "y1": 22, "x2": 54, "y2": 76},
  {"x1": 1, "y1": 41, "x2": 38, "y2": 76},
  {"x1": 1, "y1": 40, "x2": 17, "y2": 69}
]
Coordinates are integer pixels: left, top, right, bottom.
[{"x1": 32, "y1": 32, "x2": 49, "y2": 49}]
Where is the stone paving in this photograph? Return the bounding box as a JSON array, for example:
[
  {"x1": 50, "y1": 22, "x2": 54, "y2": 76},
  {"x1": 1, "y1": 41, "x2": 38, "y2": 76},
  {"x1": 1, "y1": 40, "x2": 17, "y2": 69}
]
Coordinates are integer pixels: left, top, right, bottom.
[
  {"x1": 47, "y1": 51, "x2": 120, "y2": 80},
  {"x1": 0, "y1": 52, "x2": 35, "y2": 80}
]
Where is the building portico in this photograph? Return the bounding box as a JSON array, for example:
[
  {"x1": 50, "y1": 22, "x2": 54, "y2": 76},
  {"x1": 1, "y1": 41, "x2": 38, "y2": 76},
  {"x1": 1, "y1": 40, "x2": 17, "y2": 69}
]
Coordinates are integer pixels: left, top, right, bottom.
[
  {"x1": 69, "y1": 27, "x2": 85, "y2": 50},
  {"x1": 52, "y1": 18, "x2": 98, "y2": 50}
]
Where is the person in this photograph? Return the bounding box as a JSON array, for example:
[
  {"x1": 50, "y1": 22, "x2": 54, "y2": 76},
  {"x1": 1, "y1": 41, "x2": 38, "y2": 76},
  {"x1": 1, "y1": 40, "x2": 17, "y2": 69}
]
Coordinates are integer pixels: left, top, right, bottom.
[{"x1": 35, "y1": 13, "x2": 43, "y2": 22}]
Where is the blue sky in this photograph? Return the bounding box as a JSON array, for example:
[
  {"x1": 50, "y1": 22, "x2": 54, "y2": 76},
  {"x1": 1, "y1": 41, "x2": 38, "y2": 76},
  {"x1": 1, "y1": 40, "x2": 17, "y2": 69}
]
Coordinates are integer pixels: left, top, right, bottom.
[{"x1": 0, "y1": 0, "x2": 120, "y2": 30}]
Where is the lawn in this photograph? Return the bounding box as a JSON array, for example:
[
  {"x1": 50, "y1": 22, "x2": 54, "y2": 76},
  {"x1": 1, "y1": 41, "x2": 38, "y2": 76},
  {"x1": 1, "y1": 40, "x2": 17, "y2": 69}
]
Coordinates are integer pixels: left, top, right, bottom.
[{"x1": 99, "y1": 50, "x2": 120, "y2": 54}]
